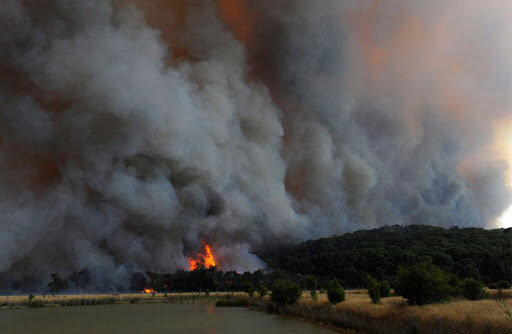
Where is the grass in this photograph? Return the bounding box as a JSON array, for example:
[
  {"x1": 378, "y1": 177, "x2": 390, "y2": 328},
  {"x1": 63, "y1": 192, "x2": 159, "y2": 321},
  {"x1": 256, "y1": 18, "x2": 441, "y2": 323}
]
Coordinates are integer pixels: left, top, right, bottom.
[
  {"x1": 215, "y1": 295, "x2": 250, "y2": 307},
  {"x1": 0, "y1": 292, "x2": 244, "y2": 310},
  {"x1": 249, "y1": 289, "x2": 512, "y2": 334}
]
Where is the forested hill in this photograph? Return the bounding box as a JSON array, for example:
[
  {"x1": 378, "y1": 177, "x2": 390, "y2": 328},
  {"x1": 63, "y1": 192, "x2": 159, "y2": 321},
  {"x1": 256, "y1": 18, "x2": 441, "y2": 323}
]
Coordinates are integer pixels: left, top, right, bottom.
[{"x1": 257, "y1": 225, "x2": 511, "y2": 287}]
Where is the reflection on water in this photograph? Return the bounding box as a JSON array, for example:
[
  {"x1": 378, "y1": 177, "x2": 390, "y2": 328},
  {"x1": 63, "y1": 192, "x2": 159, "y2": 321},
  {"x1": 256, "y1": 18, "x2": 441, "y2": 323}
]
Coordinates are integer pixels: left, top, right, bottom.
[{"x1": 0, "y1": 303, "x2": 334, "y2": 334}]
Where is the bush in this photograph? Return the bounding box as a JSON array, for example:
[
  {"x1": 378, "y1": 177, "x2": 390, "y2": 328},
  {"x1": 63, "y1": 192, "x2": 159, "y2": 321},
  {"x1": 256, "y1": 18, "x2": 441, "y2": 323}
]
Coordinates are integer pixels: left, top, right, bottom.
[
  {"x1": 366, "y1": 276, "x2": 381, "y2": 304},
  {"x1": 28, "y1": 294, "x2": 35, "y2": 300},
  {"x1": 379, "y1": 280, "x2": 391, "y2": 298},
  {"x1": 459, "y1": 278, "x2": 485, "y2": 300},
  {"x1": 241, "y1": 281, "x2": 255, "y2": 297},
  {"x1": 271, "y1": 279, "x2": 302, "y2": 306},
  {"x1": 327, "y1": 279, "x2": 345, "y2": 305},
  {"x1": 258, "y1": 285, "x2": 269, "y2": 297},
  {"x1": 396, "y1": 261, "x2": 453, "y2": 305}
]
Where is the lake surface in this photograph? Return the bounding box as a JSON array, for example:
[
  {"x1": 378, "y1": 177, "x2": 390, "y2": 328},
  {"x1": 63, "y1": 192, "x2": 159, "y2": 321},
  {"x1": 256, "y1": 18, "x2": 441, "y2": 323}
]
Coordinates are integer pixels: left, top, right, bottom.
[{"x1": 0, "y1": 303, "x2": 334, "y2": 334}]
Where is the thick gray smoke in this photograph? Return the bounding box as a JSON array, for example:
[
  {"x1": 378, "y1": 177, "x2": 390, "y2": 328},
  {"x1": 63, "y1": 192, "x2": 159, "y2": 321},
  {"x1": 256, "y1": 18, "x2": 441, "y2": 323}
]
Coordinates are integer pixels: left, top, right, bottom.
[{"x1": 0, "y1": 0, "x2": 510, "y2": 290}]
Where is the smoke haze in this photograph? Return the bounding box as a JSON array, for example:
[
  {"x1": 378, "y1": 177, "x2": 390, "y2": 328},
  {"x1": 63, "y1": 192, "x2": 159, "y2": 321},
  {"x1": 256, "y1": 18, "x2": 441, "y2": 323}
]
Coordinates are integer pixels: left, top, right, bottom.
[{"x1": 0, "y1": 0, "x2": 510, "y2": 290}]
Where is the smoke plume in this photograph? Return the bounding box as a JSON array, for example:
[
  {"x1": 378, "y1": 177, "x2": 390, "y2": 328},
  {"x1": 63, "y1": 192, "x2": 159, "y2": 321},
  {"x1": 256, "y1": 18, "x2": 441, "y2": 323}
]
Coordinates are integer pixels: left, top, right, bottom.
[{"x1": 0, "y1": 0, "x2": 510, "y2": 290}]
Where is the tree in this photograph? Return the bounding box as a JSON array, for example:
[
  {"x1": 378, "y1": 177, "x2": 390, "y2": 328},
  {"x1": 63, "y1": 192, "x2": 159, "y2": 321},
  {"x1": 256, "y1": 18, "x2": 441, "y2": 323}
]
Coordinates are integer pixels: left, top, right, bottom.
[
  {"x1": 459, "y1": 278, "x2": 485, "y2": 300},
  {"x1": 130, "y1": 272, "x2": 147, "y2": 292},
  {"x1": 379, "y1": 280, "x2": 391, "y2": 298},
  {"x1": 306, "y1": 275, "x2": 318, "y2": 301},
  {"x1": 396, "y1": 261, "x2": 453, "y2": 305},
  {"x1": 365, "y1": 276, "x2": 381, "y2": 304},
  {"x1": 306, "y1": 275, "x2": 317, "y2": 291},
  {"x1": 257, "y1": 226, "x2": 512, "y2": 287},
  {"x1": 241, "y1": 281, "x2": 255, "y2": 297},
  {"x1": 497, "y1": 281, "x2": 511, "y2": 289},
  {"x1": 47, "y1": 273, "x2": 69, "y2": 293},
  {"x1": 258, "y1": 285, "x2": 269, "y2": 297},
  {"x1": 69, "y1": 269, "x2": 91, "y2": 291},
  {"x1": 271, "y1": 279, "x2": 302, "y2": 305},
  {"x1": 327, "y1": 279, "x2": 345, "y2": 305}
]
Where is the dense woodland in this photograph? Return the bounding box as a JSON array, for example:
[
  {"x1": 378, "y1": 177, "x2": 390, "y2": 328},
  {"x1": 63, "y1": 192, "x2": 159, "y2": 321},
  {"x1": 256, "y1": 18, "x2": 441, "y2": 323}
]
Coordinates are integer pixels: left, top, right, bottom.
[
  {"x1": 46, "y1": 225, "x2": 510, "y2": 293},
  {"x1": 258, "y1": 225, "x2": 512, "y2": 287}
]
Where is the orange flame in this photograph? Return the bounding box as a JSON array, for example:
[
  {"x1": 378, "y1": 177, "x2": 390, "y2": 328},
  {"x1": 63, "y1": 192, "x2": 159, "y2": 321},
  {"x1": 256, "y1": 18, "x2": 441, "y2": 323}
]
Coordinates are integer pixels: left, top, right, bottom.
[
  {"x1": 143, "y1": 288, "x2": 156, "y2": 294},
  {"x1": 188, "y1": 242, "x2": 217, "y2": 271}
]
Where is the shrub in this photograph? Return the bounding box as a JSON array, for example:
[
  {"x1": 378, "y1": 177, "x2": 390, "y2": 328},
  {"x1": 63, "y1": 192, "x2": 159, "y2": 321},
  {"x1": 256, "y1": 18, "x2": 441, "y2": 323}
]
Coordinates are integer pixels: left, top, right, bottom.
[
  {"x1": 205, "y1": 289, "x2": 210, "y2": 296},
  {"x1": 271, "y1": 279, "x2": 302, "y2": 306},
  {"x1": 379, "y1": 280, "x2": 391, "y2": 298},
  {"x1": 396, "y1": 261, "x2": 453, "y2": 305},
  {"x1": 327, "y1": 279, "x2": 345, "y2": 305},
  {"x1": 258, "y1": 285, "x2": 269, "y2": 297},
  {"x1": 459, "y1": 278, "x2": 485, "y2": 300},
  {"x1": 366, "y1": 276, "x2": 381, "y2": 304},
  {"x1": 28, "y1": 294, "x2": 35, "y2": 300},
  {"x1": 241, "y1": 281, "x2": 255, "y2": 297}
]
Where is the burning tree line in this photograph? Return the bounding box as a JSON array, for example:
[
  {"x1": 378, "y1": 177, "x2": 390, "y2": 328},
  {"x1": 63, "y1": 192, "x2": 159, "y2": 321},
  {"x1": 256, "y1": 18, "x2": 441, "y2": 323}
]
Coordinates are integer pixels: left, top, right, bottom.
[{"x1": 45, "y1": 266, "x2": 315, "y2": 294}]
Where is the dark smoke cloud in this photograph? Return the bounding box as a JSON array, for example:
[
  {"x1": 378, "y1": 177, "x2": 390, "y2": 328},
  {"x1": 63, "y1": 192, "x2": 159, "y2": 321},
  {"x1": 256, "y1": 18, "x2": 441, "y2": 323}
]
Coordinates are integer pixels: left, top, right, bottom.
[{"x1": 0, "y1": 0, "x2": 510, "y2": 290}]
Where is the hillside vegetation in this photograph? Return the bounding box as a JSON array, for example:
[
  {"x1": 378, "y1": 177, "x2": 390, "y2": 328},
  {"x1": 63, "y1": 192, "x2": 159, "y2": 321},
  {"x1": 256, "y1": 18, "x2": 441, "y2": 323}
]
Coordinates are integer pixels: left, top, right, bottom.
[{"x1": 257, "y1": 225, "x2": 511, "y2": 287}]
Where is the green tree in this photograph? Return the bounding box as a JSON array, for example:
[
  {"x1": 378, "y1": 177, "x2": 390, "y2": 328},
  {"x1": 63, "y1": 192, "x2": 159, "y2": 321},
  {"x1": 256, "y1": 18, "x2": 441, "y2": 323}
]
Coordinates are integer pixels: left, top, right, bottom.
[
  {"x1": 459, "y1": 278, "x2": 485, "y2": 300},
  {"x1": 306, "y1": 275, "x2": 317, "y2": 291},
  {"x1": 258, "y1": 285, "x2": 269, "y2": 297},
  {"x1": 366, "y1": 276, "x2": 381, "y2": 304},
  {"x1": 271, "y1": 279, "x2": 302, "y2": 305},
  {"x1": 497, "y1": 281, "x2": 511, "y2": 289},
  {"x1": 327, "y1": 279, "x2": 345, "y2": 305},
  {"x1": 241, "y1": 281, "x2": 255, "y2": 297},
  {"x1": 379, "y1": 280, "x2": 391, "y2": 298},
  {"x1": 396, "y1": 261, "x2": 453, "y2": 305},
  {"x1": 306, "y1": 275, "x2": 318, "y2": 301}
]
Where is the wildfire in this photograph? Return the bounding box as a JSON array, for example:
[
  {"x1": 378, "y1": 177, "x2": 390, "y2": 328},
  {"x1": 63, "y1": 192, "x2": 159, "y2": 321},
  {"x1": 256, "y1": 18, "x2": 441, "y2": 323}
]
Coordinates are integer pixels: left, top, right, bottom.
[
  {"x1": 143, "y1": 288, "x2": 156, "y2": 294},
  {"x1": 188, "y1": 242, "x2": 217, "y2": 271}
]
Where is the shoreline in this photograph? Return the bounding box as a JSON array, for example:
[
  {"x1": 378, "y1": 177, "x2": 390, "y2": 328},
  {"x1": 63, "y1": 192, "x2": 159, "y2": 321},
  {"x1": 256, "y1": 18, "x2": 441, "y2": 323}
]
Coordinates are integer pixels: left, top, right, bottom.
[
  {"x1": 0, "y1": 292, "x2": 243, "y2": 310},
  {"x1": 246, "y1": 290, "x2": 512, "y2": 334}
]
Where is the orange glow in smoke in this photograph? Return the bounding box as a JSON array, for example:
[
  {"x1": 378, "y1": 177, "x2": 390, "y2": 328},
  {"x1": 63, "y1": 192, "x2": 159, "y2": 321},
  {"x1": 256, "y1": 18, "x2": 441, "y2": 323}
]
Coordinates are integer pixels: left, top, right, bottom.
[
  {"x1": 215, "y1": 0, "x2": 255, "y2": 44},
  {"x1": 188, "y1": 242, "x2": 217, "y2": 271},
  {"x1": 143, "y1": 288, "x2": 156, "y2": 294}
]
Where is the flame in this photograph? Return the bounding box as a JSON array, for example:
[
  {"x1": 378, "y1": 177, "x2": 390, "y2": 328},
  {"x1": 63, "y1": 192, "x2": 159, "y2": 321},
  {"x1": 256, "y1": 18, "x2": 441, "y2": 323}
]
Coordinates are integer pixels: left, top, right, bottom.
[
  {"x1": 188, "y1": 242, "x2": 217, "y2": 271},
  {"x1": 143, "y1": 288, "x2": 156, "y2": 294}
]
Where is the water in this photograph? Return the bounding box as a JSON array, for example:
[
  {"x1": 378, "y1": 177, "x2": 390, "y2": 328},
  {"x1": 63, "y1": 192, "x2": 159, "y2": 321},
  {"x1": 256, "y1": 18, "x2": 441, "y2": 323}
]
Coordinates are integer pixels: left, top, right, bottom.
[{"x1": 0, "y1": 303, "x2": 334, "y2": 334}]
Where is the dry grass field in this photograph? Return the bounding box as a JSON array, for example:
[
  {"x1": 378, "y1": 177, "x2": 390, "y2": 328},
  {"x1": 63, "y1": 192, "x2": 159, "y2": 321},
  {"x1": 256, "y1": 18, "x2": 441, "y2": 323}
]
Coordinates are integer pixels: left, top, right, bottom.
[
  {"x1": 0, "y1": 291, "x2": 243, "y2": 309},
  {"x1": 253, "y1": 289, "x2": 512, "y2": 334}
]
